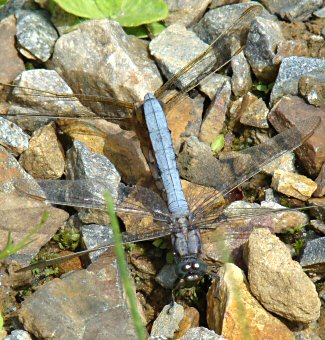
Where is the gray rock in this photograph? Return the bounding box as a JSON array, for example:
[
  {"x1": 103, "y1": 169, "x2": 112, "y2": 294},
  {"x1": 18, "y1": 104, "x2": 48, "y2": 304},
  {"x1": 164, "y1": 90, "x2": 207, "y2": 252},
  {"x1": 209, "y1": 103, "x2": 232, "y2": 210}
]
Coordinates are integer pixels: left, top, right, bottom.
[
  {"x1": 262, "y1": 151, "x2": 295, "y2": 176},
  {"x1": 0, "y1": 0, "x2": 36, "y2": 21},
  {"x1": 300, "y1": 237, "x2": 325, "y2": 276},
  {"x1": 81, "y1": 224, "x2": 113, "y2": 262},
  {"x1": 231, "y1": 50, "x2": 252, "y2": 97},
  {"x1": 259, "y1": 0, "x2": 323, "y2": 21},
  {"x1": 149, "y1": 23, "x2": 215, "y2": 90},
  {"x1": 18, "y1": 256, "x2": 141, "y2": 339},
  {"x1": 245, "y1": 17, "x2": 284, "y2": 82},
  {"x1": 247, "y1": 228, "x2": 321, "y2": 323},
  {"x1": 314, "y1": 162, "x2": 325, "y2": 197},
  {"x1": 0, "y1": 116, "x2": 29, "y2": 156},
  {"x1": 4, "y1": 330, "x2": 33, "y2": 340},
  {"x1": 48, "y1": 19, "x2": 162, "y2": 109},
  {"x1": 199, "y1": 73, "x2": 231, "y2": 100},
  {"x1": 193, "y1": 2, "x2": 271, "y2": 45},
  {"x1": 15, "y1": 10, "x2": 58, "y2": 62},
  {"x1": 310, "y1": 219, "x2": 325, "y2": 235},
  {"x1": 270, "y1": 57, "x2": 325, "y2": 106},
  {"x1": 164, "y1": 0, "x2": 211, "y2": 27},
  {"x1": 179, "y1": 327, "x2": 225, "y2": 340},
  {"x1": 66, "y1": 140, "x2": 121, "y2": 224},
  {"x1": 7, "y1": 69, "x2": 93, "y2": 133},
  {"x1": 150, "y1": 303, "x2": 184, "y2": 339},
  {"x1": 155, "y1": 263, "x2": 178, "y2": 289},
  {"x1": 314, "y1": 7, "x2": 325, "y2": 18}
]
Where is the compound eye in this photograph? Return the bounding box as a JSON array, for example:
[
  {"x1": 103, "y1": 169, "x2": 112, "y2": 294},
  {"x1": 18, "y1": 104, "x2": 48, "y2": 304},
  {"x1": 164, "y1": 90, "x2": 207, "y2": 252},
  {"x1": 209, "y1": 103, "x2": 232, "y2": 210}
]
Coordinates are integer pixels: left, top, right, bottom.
[
  {"x1": 192, "y1": 262, "x2": 200, "y2": 269},
  {"x1": 184, "y1": 264, "x2": 191, "y2": 271}
]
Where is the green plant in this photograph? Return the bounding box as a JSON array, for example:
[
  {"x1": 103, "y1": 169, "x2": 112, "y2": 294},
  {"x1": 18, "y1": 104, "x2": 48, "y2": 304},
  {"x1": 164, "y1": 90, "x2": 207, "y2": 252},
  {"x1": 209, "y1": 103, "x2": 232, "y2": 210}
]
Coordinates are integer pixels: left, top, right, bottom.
[
  {"x1": 211, "y1": 134, "x2": 225, "y2": 153},
  {"x1": 293, "y1": 239, "x2": 305, "y2": 256},
  {"x1": 105, "y1": 192, "x2": 146, "y2": 340},
  {"x1": 53, "y1": 226, "x2": 80, "y2": 250}
]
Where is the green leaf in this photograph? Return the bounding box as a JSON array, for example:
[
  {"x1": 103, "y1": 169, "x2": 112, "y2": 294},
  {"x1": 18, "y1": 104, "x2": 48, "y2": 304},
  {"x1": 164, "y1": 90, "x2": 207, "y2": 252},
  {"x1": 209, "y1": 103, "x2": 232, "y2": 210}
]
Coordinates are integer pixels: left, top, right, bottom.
[
  {"x1": 211, "y1": 134, "x2": 225, "y2": 153},
  {"x1": 0, "y1": 0, "x2": 8, "y2": 6},
  {"x1": 124, "y1": 25, "x2": 148, "y2": 38},
  {"x1": 53, "y1": 0, "x2": 169, "y2": 27},
  {"x1": 146, "y1": 21, "x2": 166, "y2": 36}
]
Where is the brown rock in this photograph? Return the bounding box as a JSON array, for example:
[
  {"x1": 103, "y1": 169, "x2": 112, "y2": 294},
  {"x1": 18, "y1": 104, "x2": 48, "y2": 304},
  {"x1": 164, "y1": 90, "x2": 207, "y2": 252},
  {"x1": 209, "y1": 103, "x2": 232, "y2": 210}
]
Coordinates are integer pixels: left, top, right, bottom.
[
  {"x1": 19, "y1": 122, "x2": 65, "y2": 179},
  {"x1": 0, "y1": 16, "x2": 25, "y2": 97},
  {"x1": 247, "y1": 228, "x2": 321, "y2": 323},
  {"x1": 272, "y1": 169, "x2": 318, "y2": 201},
  {"x1": 207, "y1": 264, "x2": 294, "y2": 340},
  {"x1": 199, "y1": 81, "x2": 230, "y2": 144},
  {"x1": 269, "y1": 95, "x2": 325, "y2": 177},
  {"x1": 299, "y1": 75, "x2": 325, "y2": 107},
  {"x1": 174, "y1": 307, "x2": 200, "y2": 339}
]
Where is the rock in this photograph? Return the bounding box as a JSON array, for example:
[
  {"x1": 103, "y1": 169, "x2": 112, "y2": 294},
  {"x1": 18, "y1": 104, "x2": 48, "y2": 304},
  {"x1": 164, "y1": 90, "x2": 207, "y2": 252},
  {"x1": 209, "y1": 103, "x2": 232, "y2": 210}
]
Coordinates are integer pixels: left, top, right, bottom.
[
  {"x1": 48, "y1": 19, "x2": 162, "y2": 106},
  {"x1": 300, "y1": 237, "x2": 325, "y2": 277},
  {"x1": 19, "y1": 253, "x2": 142, "y2": 339},
  {"x1": 15, "y1": 10, "x2": 58, "y2": 62},
  {"x1": 0, "y1": 0, "x2": 36, "y2": 21},
  {"x1": 207, "y1": 263, "x2": 294, "y2": 339},
  {"x1": 149, "y1": 23, "x2": 215, "y2": 90},
  {"x1": 314, "y1": 162, "x2": 325, "y2": 197},
  {"x1": 245, "y1": 17, "x2": 284, "y2": 82},
  {"x1": 199, "y1": 73, "x2": 231, "y2": 100},
  {"x1": 7, "y1": 69, "x2": 93, "y2": 133},
  {"x1": 0, "y1": 15, "x2": 25, "y2": 89},
  {"x1": 19, "y1": 122, "x2": 65, "y2": 179},
  {"x1": 65, "y1": 140, "x2": 121, "y2": 224},
  {"x1": 314, "y1": 7, "x2": 325, "y2": 18},
  {"x1": 4, "y1": 330, "x2": 33, "y2": 340},
  {"x1": 268, "y1": 95, "x2": 325, "y2": 177},
  {"x1": 0, "y1": 116, "x2": 29, "y2": 156},
  {"x1": 238, "y1": 92, "x2": 269, "y2": 128},
  {"x1": 194, "y1": 3, "x2": 270, "y2": 46},
  {"x1": 179, "y1": 327, "x2": 225, "y2": 340},
  {"x1": 155, "y1": 263, "x2": 178, "y2": 289},
  {"x1": 199, "y1": 81, "x2": 230, "y2": 144},
  {"x1": 310, "y1": 219, "x2": 325, "y2": 234},
  {"x1": 270, "y1": 56, "x2": 325, "y2": 105},
  {"x1": 80, "y1": 224, "x2": 113, "y2": 263},
  {"x1": 150, "y1": 303, "x2": 184, "y2": 339},
  {"x1": 262, "y1": 151, "x2": 295, "y2": 175},
  {"x1": 173, "y1": 307, "x2": 200, "y2": 339},
  {"x1": 164, "y1": 0, "x2": 211, "y2": 27},
  {"x1": 231, "y1": 50, "x2": 252, "y2": 97},
  {"x1": 259, "y1": 0, "x2": 323, "y2": 21},
  {"x1": 299, "y1": 74, "x2": 325, "y2": 107},
  {"x1": 247, "y1": 228, "x2": 321, "y2": 323},
  {"x1": 272, "y1": 169, "x2": 317, "y2": 201},
  {"x1": 275, "y1": 39, "x2": 309, "y2": 63}
]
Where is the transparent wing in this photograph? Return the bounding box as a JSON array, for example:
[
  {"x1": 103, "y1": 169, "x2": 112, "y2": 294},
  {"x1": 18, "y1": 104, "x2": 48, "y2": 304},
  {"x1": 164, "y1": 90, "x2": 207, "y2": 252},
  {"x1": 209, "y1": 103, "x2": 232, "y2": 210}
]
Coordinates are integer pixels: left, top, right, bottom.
[
  {"x1": 155, "y1": 5, "x2": 263, "y2": 106},
  {"x1": 180, "y1": 117, "x2": 321, "y2": 220}
]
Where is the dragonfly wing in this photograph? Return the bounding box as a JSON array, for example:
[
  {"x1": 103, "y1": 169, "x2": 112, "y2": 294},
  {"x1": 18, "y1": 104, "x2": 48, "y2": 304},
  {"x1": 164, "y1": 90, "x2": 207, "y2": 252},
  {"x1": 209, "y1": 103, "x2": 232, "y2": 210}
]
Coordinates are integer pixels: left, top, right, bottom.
[
  {"x1": 180, "y1": 116, "x2": 320, "y2": 219},
  {"x1": 15, "y1": 228, "x2": 173, "y2": 273},
  {"x1": 155, "y1": 5, "x2": 263, "y2": 104}
]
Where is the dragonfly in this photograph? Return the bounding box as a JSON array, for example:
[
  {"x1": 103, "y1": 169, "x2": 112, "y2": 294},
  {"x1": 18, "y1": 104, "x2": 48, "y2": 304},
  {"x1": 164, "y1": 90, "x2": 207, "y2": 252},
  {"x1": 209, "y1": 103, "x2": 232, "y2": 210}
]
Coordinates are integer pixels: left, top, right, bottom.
[{"x1": 0, "y1": 5, "x2": 322, "y2": 285}]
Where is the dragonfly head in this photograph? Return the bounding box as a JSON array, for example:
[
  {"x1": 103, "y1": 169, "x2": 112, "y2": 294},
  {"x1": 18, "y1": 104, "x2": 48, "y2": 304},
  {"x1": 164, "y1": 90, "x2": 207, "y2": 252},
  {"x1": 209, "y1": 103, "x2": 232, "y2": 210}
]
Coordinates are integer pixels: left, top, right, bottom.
[{"x1": 175, "y1": 256, "x2": 207, "y2": 284}]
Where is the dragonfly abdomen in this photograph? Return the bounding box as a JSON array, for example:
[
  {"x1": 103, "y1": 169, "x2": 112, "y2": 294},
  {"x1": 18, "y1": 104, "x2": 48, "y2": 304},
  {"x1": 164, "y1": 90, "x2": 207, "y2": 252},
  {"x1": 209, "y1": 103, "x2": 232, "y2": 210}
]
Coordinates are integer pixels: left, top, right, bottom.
[{"x1": 143, "y1": 93, "x2": 189, "y2": 218}]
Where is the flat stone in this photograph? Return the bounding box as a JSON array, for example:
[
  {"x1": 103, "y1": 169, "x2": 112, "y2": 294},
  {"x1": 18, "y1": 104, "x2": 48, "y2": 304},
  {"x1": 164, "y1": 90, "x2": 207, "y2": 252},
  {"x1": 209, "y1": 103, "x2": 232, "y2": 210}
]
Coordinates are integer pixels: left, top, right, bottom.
[
  {"x1": 18, "y1": 253, "x2": 142, "y2": 339},
  {"x1": 149, "y1": 23, "x2": 215, "y2": 90},
  {"x1": 247, "y1": 228, "x2": 321, "y2": 323},
  {"x1": 314, "y1": 7, "x2": 325, "y2": 18},
  {"x1": 310, "y1": 219, "x2": 325, "y2": 234},
  {"x1": 270, "y1": 56, "x2": 325, "y2": 105},
  {"x1": 0, "y1": 116, "x2": 29, "y2": 156},
  {"x1": 299, "y1": 74, "x2": 325, "y2": 107},
  {"x1": 207, "y1": 264, "x2": 294, "y2": 339},
  {"x1": 262, "y1": 151, "x2": 295, "y2": 175},
  {"x1": 268, "y1": 95, "x2": 325, "y2": 177},
  {"x1": 15, "y1": 10, "x2": 58, "y2": 62},
  {"x1": 179, "y1": 327, "x2": 225, "y2": 340},
  {"x1": 150, "y1": 303, "x2": 184, "y2": 339},
  {"x1": 48, "y1": 19, "x2": 162, "y2": 106},
  {"x1": 164, "y1": 0, "x2": 211, "y2": 27},
  {"x1": 300, "y1": 237, "x2": 325, "y2": 276},
  {"x1": 199, "y1": 74, "x2": 231, "y2": 100},
  {"x1": 199, "y1": 81, "x2": 230, "y2": 144},
  {"x1": 245, "y1": 17, "x2": 284, "y2": 82},
  {"x1": 19, "y1": 122, "x2": 64, "y2": 179},
  {"x1": 0, "y1": 15, "x2": 25, "y2": 88},
  {"x1": 231, "y1": 50, "x2": 252, "y2": 97},
  {"x1": 272, "y1": 169, "x2": 317, "y2": 201},
  {"x1": 238, "y1": 92, "x2": 269, "y2": 128},
  {"x1": 259, "y1": 0, "x2": 323, "y2": 21},
  {"x1": 314, "y1": 161, "x2": 325, "y2": 197}
]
